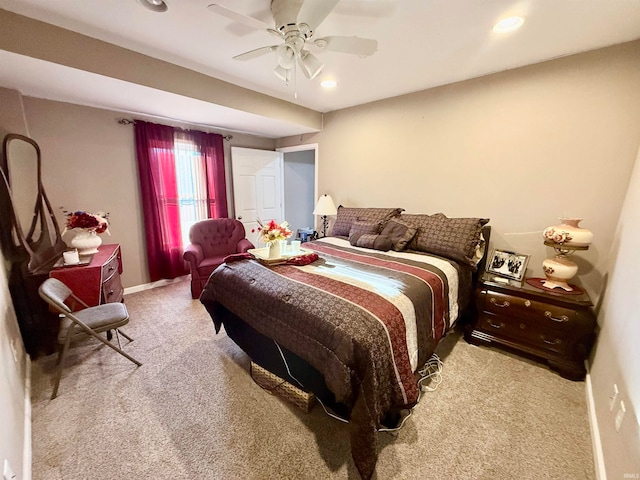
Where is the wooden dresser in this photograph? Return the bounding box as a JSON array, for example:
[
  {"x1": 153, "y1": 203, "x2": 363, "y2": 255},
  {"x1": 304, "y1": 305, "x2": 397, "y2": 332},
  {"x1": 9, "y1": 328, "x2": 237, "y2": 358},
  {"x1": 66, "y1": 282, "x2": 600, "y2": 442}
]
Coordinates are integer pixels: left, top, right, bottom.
[
  {"x1": 465, "y1": 275, "x2": 597, "y2": 380},
  {"x1": 49, "y1": 244, "x2": 124, "y2": 309}
]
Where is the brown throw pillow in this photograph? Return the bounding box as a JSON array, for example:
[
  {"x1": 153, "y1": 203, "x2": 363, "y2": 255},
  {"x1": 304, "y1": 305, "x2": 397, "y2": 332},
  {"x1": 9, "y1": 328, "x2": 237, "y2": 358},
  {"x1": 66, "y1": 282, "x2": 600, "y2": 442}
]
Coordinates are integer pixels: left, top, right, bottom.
[
  {"x1": 331, "y1": 207, "x2": 404, "y2": 237},
  {"x1": 351, "y1": 233, "x2": 393, "y2": 251},
  {"x1": 380, "y1": 217, "x2": 417, "y2": 251},
  {"x1": 403, "y1": 213, "x2": 490, "y2": 268},
  {"x1": 348, "y1": 221, "x2": 380, "y2": 244}
]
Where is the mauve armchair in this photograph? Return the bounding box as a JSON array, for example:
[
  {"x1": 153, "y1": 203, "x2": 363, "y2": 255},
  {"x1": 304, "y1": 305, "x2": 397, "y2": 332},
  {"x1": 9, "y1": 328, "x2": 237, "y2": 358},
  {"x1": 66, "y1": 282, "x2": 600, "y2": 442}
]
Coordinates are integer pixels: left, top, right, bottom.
[{"x1": 183, "y1": 218, "x2": 254, "y2": 298}]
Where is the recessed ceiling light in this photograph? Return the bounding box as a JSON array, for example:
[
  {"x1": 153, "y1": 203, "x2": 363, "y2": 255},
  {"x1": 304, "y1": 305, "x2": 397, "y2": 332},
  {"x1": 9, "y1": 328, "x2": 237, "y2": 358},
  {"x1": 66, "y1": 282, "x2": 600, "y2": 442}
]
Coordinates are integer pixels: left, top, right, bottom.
[
  {"x1": 493, "y1": 16, "x2": 524, "y2": 33},
  {"x1": 320, "y1": 79, "x2": 337, "y2": 88},
  {"x1": 137, "y1": 0, "x2": 168, "y2": 13}
]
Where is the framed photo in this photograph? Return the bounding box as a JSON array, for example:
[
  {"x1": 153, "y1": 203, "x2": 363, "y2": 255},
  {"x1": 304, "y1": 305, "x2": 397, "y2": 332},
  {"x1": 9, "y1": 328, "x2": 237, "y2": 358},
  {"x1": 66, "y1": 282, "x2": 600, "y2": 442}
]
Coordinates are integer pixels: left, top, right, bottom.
[{"x1": 486, "y1": 249, "x2": 530, "y2": 282}]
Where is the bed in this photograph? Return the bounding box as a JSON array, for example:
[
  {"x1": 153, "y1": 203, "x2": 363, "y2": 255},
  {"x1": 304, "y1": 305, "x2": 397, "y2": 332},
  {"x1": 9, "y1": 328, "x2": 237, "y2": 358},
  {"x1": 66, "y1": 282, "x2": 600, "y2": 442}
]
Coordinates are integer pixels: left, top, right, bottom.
[{"x1": 199, "y1": 208, "x2": 489, "y2": 479}]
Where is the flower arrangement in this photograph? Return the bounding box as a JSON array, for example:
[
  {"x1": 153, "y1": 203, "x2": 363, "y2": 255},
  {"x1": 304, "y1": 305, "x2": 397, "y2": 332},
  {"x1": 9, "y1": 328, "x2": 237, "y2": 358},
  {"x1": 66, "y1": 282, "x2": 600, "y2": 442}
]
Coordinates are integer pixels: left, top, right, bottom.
[
  {"x1": 252, "y1": 219, "x2": 292, "y2": 244},
  {"x1": 62, "y1": 209, "x2": 110, "y2": 235}
]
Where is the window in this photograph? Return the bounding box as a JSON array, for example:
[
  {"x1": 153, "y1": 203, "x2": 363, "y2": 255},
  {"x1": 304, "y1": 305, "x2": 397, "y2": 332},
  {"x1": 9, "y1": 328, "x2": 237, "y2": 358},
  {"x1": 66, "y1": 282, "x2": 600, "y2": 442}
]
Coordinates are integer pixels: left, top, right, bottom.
[{"x1": 174, "y1": 133, "x2": 209, "y2": 247}]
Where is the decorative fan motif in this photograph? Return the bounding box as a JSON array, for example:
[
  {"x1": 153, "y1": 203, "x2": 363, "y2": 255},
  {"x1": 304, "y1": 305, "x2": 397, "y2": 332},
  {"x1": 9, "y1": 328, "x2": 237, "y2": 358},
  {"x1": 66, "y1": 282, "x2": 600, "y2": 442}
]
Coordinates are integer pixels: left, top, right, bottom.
[{"x1": 208, "y1": 0, "x2": 378, "y2": 83}]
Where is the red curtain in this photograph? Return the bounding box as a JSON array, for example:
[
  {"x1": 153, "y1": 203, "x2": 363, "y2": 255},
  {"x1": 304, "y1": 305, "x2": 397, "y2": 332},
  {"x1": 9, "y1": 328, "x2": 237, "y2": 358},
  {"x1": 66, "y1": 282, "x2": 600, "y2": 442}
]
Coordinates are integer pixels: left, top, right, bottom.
[
  {"x1": 191, "y1": 130, "x2": 229, "y2": 218},
  {"x1": 135, "y1": 121, "x2": 228, "y2": 281},
  {"x1": 135, "y1": 121, "x2": 185, "y2": 281}
]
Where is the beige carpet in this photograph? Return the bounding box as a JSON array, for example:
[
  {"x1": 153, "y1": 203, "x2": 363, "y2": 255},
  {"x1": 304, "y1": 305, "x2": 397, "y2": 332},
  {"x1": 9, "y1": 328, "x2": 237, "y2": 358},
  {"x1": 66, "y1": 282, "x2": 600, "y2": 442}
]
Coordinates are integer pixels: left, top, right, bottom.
[{"x1": 30, "y1": 277, "x2": 595, "y2": 479}]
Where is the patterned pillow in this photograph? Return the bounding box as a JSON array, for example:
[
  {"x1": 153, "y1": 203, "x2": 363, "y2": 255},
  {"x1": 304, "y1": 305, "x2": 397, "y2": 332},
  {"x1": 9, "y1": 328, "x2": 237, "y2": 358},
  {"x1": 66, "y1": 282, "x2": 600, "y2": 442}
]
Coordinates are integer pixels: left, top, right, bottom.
[
  {"x1": 350, "y1": 233, "x2": 393, "y2": 251},
  {"x1": 380, "y1": 217, "x2": 417, "y2": 251},
  {"x1": 401, "y1": 214, "x2": 436, "y2": 251},
  {"x1": 331, "y1": 207, "x2": 404, "y2": 237},
  {"x1": 348, "y1": 221, "x2": 380, "y2": 244},
  {"x1": 403, "y1": 213, "x2": 490, "y2": 268}
]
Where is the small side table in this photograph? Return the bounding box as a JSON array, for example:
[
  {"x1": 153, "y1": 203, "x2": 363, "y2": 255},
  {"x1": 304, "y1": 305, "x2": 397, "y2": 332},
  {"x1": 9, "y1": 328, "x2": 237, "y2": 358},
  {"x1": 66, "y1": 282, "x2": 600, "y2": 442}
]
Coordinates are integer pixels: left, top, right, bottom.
[
  {"x1": 465, "y1": 274, "x2": 597, "y2": 380},
  {"x1": 49, "y1": 244, "x2": 123, "y2": 308}
]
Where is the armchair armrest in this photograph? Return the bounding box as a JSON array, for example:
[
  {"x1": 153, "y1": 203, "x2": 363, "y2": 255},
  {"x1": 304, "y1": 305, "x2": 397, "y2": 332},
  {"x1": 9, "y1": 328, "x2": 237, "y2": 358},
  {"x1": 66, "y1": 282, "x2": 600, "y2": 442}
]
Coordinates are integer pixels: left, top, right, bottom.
[
  {"x1": 237, "y1": 238, "x2": 255, "y2": 253},
  {"x1": 183, "y1": 243, "x2": 204, "y2": 267}
]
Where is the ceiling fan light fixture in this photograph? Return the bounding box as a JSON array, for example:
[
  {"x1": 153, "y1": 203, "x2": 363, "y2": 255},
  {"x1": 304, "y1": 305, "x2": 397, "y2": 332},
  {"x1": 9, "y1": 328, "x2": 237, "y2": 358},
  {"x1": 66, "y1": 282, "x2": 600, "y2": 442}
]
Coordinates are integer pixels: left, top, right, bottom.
[
  {"x1": 299, "y1": 51, "x2": 324, "y2": 80},
  {"x1": 320, "y1": 79, "x2": 337, "y2": 88},
  {"x1": 137, "y1": 0, "x2": 168, "y2": 13},
  {"x1": 493, "y1": 16, "x2": 524, "y2": 33},
  {"x1": 273, "y1": 65, "x2": 292, "y2": 83},
  {"x1": 276, "y1": 44, "x2": 296, "y2": 69}
]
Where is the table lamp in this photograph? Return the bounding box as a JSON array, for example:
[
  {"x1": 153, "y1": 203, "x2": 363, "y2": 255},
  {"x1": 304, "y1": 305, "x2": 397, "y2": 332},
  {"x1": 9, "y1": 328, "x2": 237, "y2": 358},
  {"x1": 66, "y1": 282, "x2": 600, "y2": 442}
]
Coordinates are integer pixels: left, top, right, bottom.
[
  {"x1": 312, "y1": 194, "x2": 337, "y2": 237},
  {"x1": 541, "y1": 218, "x2": 593, "y2": 291}
]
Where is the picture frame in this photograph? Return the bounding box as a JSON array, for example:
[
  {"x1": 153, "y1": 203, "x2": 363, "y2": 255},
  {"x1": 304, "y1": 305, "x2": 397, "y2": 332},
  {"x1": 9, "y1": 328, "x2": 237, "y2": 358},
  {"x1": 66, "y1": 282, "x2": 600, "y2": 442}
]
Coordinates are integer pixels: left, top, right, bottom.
[{"x1": 485, "y1": 249, "x2": 530, "y2": 282}]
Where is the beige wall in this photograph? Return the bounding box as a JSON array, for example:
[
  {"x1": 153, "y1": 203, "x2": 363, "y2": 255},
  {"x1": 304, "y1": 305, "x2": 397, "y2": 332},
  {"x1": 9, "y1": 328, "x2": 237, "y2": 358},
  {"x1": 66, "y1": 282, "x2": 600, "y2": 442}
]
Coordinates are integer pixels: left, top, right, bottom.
[
  {"x1": 278, "y1": 40, "x2": 640, "y2": 302},
  {"x1": 590, "y1": 142, "x2": 640, "y2": 478},
  {"x1": 0, "y1": 87, "x2": 30, "y2": 480},
  {"x1": 20, "y1": 98, "x2": 276, "y2": 288}
]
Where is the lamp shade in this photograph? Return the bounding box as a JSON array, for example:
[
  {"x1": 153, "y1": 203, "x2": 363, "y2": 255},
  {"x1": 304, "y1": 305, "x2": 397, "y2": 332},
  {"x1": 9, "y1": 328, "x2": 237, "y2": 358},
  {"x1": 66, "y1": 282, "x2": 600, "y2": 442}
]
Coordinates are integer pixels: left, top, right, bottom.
[
  {"x1": 313, "y1": 194, "x2": 337, "y2": 216},
  {"x1": 298, "y1": 51, "x2": 324, "y2": 80}
]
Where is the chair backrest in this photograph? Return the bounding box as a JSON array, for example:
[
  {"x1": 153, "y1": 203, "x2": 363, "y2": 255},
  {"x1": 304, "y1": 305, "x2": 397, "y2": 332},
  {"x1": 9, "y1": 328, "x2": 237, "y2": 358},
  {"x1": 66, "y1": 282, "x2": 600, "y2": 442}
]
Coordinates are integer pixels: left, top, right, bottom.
[
  {"x1": 38, "y1": 277, "x2": 73, "y2": 313},
  {"x1": 189, "y1": 218, "x2": 247, "y2": 257}
]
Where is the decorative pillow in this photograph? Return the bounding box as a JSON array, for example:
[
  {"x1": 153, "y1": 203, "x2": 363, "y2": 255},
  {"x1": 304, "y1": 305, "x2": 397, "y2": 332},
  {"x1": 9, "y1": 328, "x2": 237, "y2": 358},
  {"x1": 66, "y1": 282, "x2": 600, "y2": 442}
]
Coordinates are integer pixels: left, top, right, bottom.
[
  {"x1": 400, "y1": 213, "x2": 436, "y2": 251},
  {"x1": 379, "y1": 217, "x2": 417, "y2": 251},
  {"x1": 350, "y1": 233, "x2": 392, "y2": 251},
  {"x1": 331, "y1": 206, "x2": 404, "y2": 237},
  {"x1": 403, "y1": 213, "x2": 490, "y2": 268}
]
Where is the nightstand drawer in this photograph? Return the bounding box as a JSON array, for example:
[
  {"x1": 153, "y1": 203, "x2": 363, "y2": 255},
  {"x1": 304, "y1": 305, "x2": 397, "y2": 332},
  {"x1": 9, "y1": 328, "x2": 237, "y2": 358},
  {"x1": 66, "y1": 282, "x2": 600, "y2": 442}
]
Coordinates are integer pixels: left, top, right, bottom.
[
  {"x1": 477, "y1": 313, "x2": 568, "y2": 354},
  {"x1": 480, "y1": 290, "x2": 578, "y2": 329}
]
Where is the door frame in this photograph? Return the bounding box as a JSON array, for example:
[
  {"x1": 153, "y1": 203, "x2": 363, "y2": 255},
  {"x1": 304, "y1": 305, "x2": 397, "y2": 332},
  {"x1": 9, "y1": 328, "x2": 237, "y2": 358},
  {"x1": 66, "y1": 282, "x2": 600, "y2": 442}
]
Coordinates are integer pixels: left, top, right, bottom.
[{"x1": 277, "y1": 143, "x2": 318, "y2": 229}]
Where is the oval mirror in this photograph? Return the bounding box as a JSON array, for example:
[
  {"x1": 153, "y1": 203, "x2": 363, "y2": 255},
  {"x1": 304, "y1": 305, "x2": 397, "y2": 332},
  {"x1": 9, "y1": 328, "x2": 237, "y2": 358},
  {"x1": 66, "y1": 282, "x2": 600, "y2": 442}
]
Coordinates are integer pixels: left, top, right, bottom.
[{"x1": 3, "y1": 134, "x2": 41, "y2": 241}]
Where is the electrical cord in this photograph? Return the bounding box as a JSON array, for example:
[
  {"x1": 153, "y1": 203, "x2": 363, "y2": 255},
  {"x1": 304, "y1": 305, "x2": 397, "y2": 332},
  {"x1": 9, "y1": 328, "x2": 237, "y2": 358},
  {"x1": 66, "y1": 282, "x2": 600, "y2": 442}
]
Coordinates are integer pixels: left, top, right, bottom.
[{"x1": 272, "y1": 340, "x2": 445, "y2": 432}]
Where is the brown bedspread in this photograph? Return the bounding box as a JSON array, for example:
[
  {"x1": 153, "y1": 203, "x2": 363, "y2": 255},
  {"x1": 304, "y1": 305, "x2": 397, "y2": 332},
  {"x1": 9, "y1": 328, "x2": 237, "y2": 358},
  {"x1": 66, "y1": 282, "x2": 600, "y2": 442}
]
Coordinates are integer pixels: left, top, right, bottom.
[{"x1": 200, "y1": 238, "x2": 470, "y2": 478}]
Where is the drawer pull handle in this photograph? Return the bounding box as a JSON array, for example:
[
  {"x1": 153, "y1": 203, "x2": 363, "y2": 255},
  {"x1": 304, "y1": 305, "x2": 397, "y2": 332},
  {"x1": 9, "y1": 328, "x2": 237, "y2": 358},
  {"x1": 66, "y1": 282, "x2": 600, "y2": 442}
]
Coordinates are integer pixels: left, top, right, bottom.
[
  {"x1": 108, "y1": 266, "x2": 115, "y2": 272},
  {"x1": 490, "y1": 298, "x2": 510, "y2": 308},
  {"x1": 540, "y1": 335, "x2": 562, "y2": 345},
  {"x1": 544, "y1": 311, "x2": 569, "y2": 322},
  {"x1": 488, "y1": 320, "x2": 505, "y2": 329},
  {"x1": 524, "y1": 300, "x2": 531, "y2": 307}
]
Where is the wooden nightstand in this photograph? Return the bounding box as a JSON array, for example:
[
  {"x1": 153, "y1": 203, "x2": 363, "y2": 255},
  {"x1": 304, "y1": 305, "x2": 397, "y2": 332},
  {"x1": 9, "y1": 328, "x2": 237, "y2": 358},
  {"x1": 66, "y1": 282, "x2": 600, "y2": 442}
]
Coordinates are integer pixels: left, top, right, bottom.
[{"x1": 465, "y1": 275, "x2": 597, "y2": 380}]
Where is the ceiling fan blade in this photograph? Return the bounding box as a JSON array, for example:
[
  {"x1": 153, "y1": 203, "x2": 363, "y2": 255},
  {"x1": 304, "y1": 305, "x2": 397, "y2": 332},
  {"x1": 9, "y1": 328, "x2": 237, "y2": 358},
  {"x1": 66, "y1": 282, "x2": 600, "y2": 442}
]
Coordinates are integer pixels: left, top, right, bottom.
[
  {"x1": 314, "y1": 36, "x2": 378, "y2": 56},
  {"x1": 297, "y1": 0, "x2": 339, "y2": 33},
  {"x1": 207, "y1": 4, "x2": 270, "y2": 30},
  {"x1": 233, "y1": 45, "x2": 278, "y2": 61}
]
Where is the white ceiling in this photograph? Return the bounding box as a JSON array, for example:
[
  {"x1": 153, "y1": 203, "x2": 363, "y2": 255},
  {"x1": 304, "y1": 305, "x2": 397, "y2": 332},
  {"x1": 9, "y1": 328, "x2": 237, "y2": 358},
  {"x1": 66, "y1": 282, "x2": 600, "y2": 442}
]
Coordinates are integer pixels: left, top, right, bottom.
[{"x1": 1, "y1": 0, "x2": 640, "y2": 138}]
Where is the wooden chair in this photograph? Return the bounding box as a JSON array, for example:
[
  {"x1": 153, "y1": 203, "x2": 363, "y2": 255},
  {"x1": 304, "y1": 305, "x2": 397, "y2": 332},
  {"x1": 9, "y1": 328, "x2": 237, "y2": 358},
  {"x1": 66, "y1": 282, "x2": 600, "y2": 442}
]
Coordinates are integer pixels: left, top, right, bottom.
[{"x1": 38, "y1": 277, "x2": 142, "y2": 399}]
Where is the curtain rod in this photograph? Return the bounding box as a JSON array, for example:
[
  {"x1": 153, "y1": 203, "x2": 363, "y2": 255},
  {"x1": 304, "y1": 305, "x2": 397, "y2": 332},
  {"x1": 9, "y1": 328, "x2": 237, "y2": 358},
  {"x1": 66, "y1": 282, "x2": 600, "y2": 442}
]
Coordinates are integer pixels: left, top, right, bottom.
[{"x1": 117, "y1": 118, "x2": 233, "y2": 141}]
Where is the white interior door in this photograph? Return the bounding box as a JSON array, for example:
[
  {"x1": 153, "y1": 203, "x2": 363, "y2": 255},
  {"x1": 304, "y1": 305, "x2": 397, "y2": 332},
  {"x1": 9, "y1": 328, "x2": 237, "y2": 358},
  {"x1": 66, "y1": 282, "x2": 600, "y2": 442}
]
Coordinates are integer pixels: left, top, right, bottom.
[{"x1": 231, "y1": 147, "x2": 284, "y2": 245}]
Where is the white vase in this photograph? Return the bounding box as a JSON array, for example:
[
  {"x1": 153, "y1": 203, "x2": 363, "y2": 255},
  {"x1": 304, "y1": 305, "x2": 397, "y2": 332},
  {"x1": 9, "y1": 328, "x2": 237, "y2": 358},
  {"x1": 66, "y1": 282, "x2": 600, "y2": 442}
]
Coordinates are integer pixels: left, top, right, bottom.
[
  {"x1": 70, "y1": 230, "x2": 102, "y2": 255},
  {"x1": 268, "y1": 241, "x2": 281, "y2": 259}
]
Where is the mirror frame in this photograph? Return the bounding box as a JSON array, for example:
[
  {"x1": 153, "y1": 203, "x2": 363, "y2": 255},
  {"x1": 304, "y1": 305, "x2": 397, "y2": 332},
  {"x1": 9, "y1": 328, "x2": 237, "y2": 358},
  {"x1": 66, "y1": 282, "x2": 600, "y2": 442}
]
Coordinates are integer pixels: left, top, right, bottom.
[{"x1": 2, "y1": 133, "x2": 43, "y2": 241}]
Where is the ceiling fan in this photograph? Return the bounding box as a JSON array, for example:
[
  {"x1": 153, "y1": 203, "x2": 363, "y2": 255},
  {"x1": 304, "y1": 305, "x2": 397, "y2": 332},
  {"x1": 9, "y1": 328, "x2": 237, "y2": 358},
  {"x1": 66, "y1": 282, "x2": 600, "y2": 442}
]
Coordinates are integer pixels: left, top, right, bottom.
[{"x1": 208, "y1": 0, "x2": 378, "y2": 84}]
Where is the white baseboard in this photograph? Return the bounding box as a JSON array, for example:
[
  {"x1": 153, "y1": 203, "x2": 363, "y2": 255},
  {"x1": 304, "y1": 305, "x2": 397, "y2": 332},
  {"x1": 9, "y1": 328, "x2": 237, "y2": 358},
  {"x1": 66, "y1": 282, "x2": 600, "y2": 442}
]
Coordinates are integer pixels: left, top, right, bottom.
[
  {"x1": 123, "y1": 276, "x2": 188, "y2": 296},
  {"x1": 23, "y1": 354, "x2": 32, "y2": 480},
  {"x1": 585, "y1": 365, "x2": 607, "y2": 480}
]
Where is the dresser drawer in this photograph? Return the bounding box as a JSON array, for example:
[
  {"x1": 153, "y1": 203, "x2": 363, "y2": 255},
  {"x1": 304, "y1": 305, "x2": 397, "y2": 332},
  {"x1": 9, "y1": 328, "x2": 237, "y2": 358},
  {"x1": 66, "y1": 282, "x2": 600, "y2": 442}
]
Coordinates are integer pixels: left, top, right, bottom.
[
  {"x1": 477, "y1": 313, "x2": 568, "y2": 354},
  {"x1": 101, "y1": 269, "x2": 123, "y2": 303},
  {"x1": 479, "y1": 290, "x2": 578, "y2": 330},
  {"x1": 101, "y1": 253, "x2": 121, "y2": 282}
]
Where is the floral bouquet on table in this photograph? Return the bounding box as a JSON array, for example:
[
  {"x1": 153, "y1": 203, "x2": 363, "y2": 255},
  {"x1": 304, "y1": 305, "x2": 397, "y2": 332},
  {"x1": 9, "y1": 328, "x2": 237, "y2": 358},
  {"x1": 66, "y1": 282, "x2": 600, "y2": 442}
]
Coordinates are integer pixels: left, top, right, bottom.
[
  {"x1": 62, "y1": 209, "x2": 110, "y2": 235},
  {"x1": 61, "y1": 209, "x2": 111, "y2": 256},
  {"x1": 252, "y1": 219, "x2": 293, "y2": 259},
  {"x1": 253, "y1": 219, "x2": 293, "y2": 244}
]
